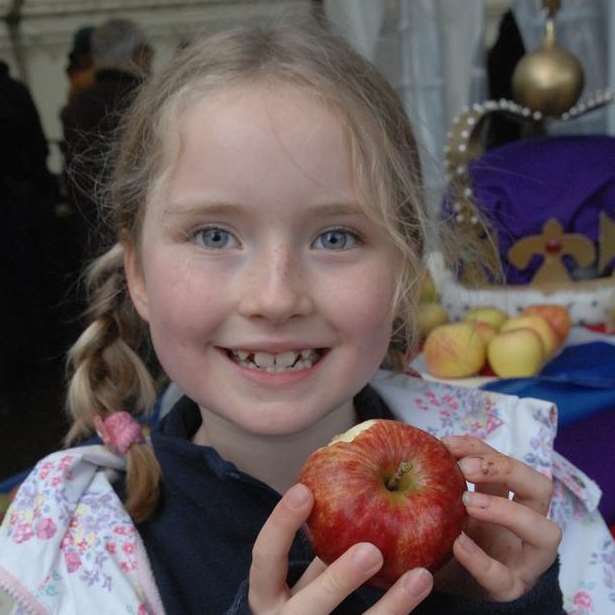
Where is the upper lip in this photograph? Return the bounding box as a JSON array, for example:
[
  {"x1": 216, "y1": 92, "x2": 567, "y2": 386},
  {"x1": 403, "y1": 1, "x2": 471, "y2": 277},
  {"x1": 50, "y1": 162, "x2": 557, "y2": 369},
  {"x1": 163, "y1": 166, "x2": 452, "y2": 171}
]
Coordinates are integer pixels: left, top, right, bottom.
[{"x1": 218, "y1": 343, "x2": 326, "y2": 354}]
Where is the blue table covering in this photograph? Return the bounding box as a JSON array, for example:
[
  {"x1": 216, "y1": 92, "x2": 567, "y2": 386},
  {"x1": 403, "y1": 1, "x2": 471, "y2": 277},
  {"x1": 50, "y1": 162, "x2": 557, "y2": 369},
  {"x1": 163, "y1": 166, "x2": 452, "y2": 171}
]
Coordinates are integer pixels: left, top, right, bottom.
[{"x1": 482, "y1": 341, "x2": 615, "y2": 427}]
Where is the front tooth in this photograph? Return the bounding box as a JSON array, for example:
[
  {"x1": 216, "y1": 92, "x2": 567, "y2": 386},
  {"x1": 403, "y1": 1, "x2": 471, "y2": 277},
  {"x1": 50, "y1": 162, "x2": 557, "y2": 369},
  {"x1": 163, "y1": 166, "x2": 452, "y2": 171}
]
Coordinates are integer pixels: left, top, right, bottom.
[
  {"x1": 253, "y1": 352, "x2": 275, "y2": 368},
  {"x1": 275, "y1": 351, "x2": 299, "y2": 368}
]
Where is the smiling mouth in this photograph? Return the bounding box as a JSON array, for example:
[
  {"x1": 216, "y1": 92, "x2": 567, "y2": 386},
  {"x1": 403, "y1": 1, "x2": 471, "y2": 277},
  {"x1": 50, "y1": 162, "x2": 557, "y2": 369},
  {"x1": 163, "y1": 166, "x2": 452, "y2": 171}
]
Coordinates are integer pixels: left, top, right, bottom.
[{"x1": 223, "y1": 348, "x2": 327, "y2": 373}]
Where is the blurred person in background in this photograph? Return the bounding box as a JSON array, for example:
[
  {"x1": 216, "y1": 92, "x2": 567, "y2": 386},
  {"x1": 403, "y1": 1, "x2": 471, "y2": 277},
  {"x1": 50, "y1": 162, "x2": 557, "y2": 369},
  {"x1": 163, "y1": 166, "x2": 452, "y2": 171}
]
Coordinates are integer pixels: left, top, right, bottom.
[
  {"x1": 64, "y1": 25, "x2": 95, "y2": 103},
  {"x1": 0, "y1": 60, "x2": 58, "y2": 203},
  {"x1": 0, "y1": 60, "x2": 62, "y2": 412},
  {"x1": 61, "y1": 18, "x2": 153, "y2": 262},
  {"x1": 61, "y1": 18, "x2": 153, "y2": 337}
]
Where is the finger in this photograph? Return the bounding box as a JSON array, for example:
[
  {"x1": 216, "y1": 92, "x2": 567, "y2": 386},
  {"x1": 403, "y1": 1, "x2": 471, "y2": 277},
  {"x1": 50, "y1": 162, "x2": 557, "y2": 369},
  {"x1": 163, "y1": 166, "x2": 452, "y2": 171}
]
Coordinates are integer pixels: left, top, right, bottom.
[
  {"x1": 457, "y1": 453, "x2": 553, "y2": 514},
  {"x1": 249, "y1": 483, "x2": 313, "y2": 612},
  {"x1": 462, "y1": 491, "x2": 562, "y2": 573},
  {"x1": 453, "y1": 531, "x2": 524, "y2": 601},
  {"x1": 285, "y1": 543, "x2": 383, "y2": 615},
  {"x1": 290, "y1": 557, "x2": 327, "y2": 595},
  {"x1": 363, "y1": 568, "x2": 433, "y2": 615},
  {"x1": 442, "y1": 436, "x2": 508, "y2": 498},
  {"x1": 443, "y1": 436, "x2": 554, "y2": 510},
  {"x1": 442, "y1": 435, "x2": 499, "y2": 460}
]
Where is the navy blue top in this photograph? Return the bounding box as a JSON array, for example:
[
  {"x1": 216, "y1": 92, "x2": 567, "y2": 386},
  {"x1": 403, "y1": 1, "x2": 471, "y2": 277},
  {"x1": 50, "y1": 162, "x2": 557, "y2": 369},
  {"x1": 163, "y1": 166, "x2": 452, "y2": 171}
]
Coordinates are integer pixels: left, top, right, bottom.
[{"x1": 136, "y1": 386, "x2": 564, "y2": 614}]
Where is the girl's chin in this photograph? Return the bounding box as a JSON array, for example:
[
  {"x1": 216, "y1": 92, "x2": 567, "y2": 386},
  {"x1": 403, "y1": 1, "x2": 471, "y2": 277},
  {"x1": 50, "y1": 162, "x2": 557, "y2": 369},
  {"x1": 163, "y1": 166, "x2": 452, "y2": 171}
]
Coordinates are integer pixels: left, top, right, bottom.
[
  {"x1": 195, "y1": 398, "x2": 316, "y2": 433},
  {"x1": 230, "y1": 398, "x2": 355, "y2": 440},
  {"x1": 237, "y1": 413, "x2": 321, "y2": 437}
]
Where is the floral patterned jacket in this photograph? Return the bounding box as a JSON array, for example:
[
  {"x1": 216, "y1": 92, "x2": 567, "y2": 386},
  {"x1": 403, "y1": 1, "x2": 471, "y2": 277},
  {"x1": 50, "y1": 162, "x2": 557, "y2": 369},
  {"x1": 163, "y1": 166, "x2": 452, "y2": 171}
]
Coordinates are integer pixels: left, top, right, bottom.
[
  {"x1": 1, "y1": 371, "x2": 613, "y2": 614},
  {"x1": 0, "y1": 446, "x2": 164, "y2": 615}
]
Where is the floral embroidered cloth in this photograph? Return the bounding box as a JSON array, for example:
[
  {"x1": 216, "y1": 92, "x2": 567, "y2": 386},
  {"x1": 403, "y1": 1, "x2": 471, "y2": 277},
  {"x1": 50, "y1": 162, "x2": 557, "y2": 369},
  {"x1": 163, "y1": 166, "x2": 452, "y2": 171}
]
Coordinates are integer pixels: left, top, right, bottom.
[
  {"x1": 0, "y1": 446, "x2": 164, "y2": 615},
  {"x1": 1, "y1": 372, "x2": 614, "y2": 614}
]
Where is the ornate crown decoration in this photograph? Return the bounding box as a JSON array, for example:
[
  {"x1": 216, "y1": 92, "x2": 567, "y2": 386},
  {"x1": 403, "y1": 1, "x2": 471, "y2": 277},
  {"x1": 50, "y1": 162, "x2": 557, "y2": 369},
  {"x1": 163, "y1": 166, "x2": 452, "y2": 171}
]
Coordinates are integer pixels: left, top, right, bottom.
[{"x1": 430, "y1": 0, "x2": 615, "y2": 327}]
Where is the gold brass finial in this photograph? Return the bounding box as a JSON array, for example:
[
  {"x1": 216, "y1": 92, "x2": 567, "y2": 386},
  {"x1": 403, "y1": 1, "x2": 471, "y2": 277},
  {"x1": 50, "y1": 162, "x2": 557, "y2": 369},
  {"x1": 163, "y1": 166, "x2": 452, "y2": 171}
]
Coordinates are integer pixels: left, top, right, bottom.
[{"x1": 511, "y1": 0, "x2": 584, "y2": 117}]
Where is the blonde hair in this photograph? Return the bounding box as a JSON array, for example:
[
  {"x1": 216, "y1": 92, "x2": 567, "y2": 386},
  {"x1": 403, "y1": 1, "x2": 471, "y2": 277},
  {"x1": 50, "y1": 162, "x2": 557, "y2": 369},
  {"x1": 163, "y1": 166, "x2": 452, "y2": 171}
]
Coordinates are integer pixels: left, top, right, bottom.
[{"x1": 65, "y1": 18, "x2": 429, "y2": 521}]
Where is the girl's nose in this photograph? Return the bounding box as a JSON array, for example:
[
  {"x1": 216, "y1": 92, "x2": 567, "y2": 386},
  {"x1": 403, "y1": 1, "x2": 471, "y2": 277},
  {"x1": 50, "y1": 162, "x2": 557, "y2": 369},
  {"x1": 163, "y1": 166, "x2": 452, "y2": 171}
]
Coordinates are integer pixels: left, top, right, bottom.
[{"x1": 237, "y1": 247, "x2": 314, "y2": 323}]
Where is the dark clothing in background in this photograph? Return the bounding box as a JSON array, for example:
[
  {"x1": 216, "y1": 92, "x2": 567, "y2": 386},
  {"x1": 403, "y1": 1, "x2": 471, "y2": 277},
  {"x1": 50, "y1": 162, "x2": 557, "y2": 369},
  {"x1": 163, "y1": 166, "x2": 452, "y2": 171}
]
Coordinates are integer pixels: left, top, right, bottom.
[
  {"x1": 136, "y1": 388, "x2": 565, "y2": 615},
  {"x1": 0, "y1": 61, "x2": 62, "y2": 395},
  {"x1": 59, "y1": 67, "x2": 143, "y2": 340},
  {"x1": 0, "y1": 61, "x2": 58, "y2": 199},
  {"x1": 61, "y1": 68, "x2": 142, "y2": 258}
]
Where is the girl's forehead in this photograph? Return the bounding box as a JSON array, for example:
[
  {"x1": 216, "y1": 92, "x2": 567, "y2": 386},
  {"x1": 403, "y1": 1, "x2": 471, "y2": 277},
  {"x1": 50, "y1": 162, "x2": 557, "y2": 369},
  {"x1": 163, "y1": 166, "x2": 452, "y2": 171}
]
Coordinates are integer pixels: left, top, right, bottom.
[
  {"x1": 154, "y1": 82, "x2": 345, "y2": 189},
  {"x1": 179, "y1": 80, "x2": 344, "y2": 136},
  {"x1": 163, "y1": 82, "x2": 356, "y2": 195}
]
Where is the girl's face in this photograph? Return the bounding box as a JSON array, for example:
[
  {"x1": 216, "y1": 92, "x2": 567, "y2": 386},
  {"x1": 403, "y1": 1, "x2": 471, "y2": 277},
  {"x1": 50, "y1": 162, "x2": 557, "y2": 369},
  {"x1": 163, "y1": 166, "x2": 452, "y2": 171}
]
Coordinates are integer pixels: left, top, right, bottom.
[{"x1": 126, "y1": 83, "x2": 402, "y2": 436}]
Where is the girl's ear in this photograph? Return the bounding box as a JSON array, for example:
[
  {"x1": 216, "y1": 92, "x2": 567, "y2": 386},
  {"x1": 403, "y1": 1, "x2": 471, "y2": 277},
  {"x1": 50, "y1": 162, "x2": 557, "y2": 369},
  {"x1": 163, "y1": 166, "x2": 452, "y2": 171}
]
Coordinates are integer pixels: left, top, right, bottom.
[{"x1": 123, "y1": 242, "x2": 150, "y2": 323}]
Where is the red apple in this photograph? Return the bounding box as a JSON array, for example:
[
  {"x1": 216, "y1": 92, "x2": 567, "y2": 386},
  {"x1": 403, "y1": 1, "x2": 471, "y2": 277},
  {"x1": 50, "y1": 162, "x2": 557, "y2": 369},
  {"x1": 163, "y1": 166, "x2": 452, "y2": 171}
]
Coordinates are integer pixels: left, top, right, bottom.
[
  {"x1": 297, "y1": 419, "x2": 467, "y2": 588},
  {"x1": 522, "y1": 304, "x2": 571, "y2": 344}
]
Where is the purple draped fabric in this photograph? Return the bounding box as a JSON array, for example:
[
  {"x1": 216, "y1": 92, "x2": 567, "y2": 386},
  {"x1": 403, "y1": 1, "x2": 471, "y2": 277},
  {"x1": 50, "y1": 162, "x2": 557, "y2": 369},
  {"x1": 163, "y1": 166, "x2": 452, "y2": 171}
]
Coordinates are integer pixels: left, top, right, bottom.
[{"x1": 467, "y1": 135, "x2": 615, "y2": 284}]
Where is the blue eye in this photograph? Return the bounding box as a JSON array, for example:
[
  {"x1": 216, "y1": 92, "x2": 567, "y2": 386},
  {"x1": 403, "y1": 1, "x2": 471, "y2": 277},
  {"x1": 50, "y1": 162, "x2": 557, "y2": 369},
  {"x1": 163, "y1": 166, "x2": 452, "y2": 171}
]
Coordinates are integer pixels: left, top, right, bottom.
[
  {"x1": 312, "y1": 229, "x2": 358, "y2": 250},
  {"x1": 195, "y1": 227, "x2": 239, "y2": 249}
]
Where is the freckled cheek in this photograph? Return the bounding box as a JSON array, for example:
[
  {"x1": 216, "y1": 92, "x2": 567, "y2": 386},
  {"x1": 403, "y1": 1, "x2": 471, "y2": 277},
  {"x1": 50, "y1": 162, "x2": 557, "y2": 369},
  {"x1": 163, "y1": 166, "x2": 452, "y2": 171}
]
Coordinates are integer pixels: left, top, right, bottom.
[
  {"x1": 355, "y1": 300, "x2": 396, "y2": 356},
  {"x1": 335, "y1": 274, "x2": 398, "y2": 350},
  {"x1": 154, "y1": 296, "x2": 223, "y2": 335},
  {"x1": 144, "y1": 271, "x2": 228, "y2": 343}
]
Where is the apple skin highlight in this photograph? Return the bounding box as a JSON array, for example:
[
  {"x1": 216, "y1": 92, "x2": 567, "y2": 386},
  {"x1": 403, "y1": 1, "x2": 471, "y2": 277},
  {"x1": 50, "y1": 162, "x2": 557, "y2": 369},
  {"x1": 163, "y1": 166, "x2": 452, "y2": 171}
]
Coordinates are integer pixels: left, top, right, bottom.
[{"x1": 298, "y1": 419, "x2": 467, "y2": 589}]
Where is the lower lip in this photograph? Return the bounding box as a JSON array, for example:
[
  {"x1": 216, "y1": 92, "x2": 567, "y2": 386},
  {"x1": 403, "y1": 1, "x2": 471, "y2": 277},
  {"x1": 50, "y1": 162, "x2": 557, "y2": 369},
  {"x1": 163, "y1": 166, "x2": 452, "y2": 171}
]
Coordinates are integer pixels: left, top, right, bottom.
[{"x1": 219, "y1": 349, "x2": 327, "y2": 386}]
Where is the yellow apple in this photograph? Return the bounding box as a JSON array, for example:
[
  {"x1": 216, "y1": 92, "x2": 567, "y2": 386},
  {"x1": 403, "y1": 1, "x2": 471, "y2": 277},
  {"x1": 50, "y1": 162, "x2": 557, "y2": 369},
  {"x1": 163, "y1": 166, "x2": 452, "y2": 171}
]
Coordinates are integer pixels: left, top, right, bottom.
[
  {"x1": 423, "y1": 322, "x2": 487, "y2": 378},
  {"x1": 417, "y1": 303, "x2": 449, "y2": 338},
  {"x1": 464, "y1": 306, "x2": 508, "y2": 331},
  {"x1": 474, "y1": 321, "x2": 498, "y2": 346},
  {"x1": 500, "y1": 314, "x2": 559, "y2": 358},
  {"x1": 487, "y1": 329, "x2": 545, "y2": 377}
]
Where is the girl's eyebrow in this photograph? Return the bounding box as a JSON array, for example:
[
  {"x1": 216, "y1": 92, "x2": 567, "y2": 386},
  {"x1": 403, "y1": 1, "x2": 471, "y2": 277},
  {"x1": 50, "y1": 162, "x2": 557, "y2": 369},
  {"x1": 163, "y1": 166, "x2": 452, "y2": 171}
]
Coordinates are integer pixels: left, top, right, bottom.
[
  {"x1": 162, "y1": 201, "x2": 244, "y2": 218},
  {"x1": 309, "y1": 202, "x2": 365, "y2": 217},
  {"x1": 163, "y1": 201, "x2": 365, "y2": 218}
]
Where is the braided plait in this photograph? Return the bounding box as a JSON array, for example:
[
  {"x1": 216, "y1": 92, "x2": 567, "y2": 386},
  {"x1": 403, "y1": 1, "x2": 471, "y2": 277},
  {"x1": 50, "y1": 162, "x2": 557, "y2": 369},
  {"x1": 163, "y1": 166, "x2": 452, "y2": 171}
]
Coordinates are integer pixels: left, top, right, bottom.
[{"x1": 65, "y1": 243, "x2": 161, "y2": 522}]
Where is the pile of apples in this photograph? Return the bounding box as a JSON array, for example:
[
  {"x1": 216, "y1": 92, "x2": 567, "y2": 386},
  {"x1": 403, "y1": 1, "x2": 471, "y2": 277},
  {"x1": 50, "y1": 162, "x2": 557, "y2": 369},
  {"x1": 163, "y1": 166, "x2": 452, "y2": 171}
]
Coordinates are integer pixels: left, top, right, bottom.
[{"x1": 422, "y1": 304, "x2": 571, "y2": 379}]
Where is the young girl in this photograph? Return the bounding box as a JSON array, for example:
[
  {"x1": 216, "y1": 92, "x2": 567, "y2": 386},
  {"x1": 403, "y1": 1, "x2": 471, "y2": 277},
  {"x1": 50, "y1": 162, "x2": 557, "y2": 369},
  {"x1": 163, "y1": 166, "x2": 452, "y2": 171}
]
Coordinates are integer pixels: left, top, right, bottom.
[{"x1": 1, "y1": 19, "x2": 605, "y2": 614}]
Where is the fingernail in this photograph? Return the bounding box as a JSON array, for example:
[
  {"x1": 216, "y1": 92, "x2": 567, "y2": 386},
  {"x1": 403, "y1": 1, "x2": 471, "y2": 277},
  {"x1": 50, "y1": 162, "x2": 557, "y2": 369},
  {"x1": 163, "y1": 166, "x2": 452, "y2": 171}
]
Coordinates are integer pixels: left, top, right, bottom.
[
  {"x1": 351, "y1": 543, "x2": 382, "y2": 573},
  {"x1": 459, "y1": 457, "x2": 483, "y2": 475},
  {"x1": 285, "y1": 484, "x2": 311, "y2": 509},
  {"x1": 403, "y1": 568, "x2": 432, "y2": 595},
  {"x1": 456, "y1": 531, "x2": 479, "y2": 553},
  {"x1": 463, "y1": 490, "x2": 490, "y2": 508}
]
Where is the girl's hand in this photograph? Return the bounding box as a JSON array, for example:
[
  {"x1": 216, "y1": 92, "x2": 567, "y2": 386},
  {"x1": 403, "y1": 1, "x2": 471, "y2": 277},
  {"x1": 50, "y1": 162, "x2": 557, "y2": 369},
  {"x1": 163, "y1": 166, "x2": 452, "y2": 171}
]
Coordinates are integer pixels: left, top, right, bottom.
[
  {"x1": 439, "y1": 436, "x2": 562, "y2": 602},
  {"x1": 248, "y1": 483, "x2": 433, "y2": 614}
]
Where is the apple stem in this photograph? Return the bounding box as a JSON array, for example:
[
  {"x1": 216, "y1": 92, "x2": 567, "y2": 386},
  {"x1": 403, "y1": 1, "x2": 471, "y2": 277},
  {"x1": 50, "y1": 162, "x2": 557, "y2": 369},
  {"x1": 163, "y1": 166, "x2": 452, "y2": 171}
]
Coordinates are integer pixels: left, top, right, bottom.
[{"x1": 386, "y1": 461, "x2": 412, "y2": 491}]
